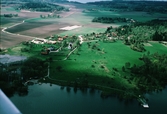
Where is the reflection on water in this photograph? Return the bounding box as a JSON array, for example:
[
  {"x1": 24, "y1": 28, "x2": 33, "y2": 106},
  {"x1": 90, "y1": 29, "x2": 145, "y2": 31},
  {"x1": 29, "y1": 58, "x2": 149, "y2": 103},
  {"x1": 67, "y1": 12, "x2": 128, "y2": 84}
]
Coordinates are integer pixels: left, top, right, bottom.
[
  {"x1": 68, "y1": 0, "x2": 99, "y2": 3},
  {"x1": 10, "y1": 84, "x2": 167, "y2": 114},
  {"x1": 0, "y1": 54, "x2": 26, "y2": 64}
]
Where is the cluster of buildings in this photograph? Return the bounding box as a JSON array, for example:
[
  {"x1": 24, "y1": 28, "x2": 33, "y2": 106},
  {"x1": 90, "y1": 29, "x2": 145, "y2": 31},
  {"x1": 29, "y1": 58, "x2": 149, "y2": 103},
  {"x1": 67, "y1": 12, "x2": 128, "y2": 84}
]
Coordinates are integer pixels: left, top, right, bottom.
[
  {"x1": 31, "y1": 38, "x2": 57, "y2": 44},
  {"x1": 31, "y1": 35, "x2": 71, "y2": 45},
  {"x1": 162, "y1": 41, "x2": 167, "y2": 45}
]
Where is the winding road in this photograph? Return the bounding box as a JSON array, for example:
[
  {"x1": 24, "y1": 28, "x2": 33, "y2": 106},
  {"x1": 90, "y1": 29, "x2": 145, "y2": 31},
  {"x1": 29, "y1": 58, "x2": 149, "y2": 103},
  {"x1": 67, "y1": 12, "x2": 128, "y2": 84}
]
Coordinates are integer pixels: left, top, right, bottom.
[{"x1": 1, "y1": 19, "x2": 42, "y2": 39}]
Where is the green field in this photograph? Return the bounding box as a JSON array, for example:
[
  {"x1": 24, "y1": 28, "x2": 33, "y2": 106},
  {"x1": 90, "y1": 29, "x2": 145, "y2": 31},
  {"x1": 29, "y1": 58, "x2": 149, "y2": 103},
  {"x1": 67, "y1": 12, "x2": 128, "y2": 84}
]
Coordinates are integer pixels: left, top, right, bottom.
[
  {"x1": 84, "y1": 10, "x2": 167, "y2": 22},
  {"x1": 47, "y1": 40, "x2": 167, "y2": 91},
  {"x1": 1, "y1": 7, "x2": 20, "y2": 12},
  {"x1": 50, "y1": 41, "x2": 141, "y2": 75},
  {"x1": 0, "y1": 7, "x2": 22, "y2": 27},
  {"x1": 145, "y1": 42, "x2": 167, "y2": 54}
]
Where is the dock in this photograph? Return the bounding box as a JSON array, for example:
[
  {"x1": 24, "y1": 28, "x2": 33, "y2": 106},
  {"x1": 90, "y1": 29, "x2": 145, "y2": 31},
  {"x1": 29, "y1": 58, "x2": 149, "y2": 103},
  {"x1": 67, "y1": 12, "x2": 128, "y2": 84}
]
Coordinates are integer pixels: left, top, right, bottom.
[{"x1": 138, "y1": 95, "x2": 149, "y2": 108}]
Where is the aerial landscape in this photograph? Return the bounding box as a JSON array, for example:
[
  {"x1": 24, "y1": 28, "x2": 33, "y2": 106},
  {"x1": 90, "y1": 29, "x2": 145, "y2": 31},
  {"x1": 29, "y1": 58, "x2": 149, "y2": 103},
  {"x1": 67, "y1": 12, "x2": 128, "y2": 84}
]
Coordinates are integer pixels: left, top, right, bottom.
[{"x1": 0, "y1": 0, "x2": 167, "y2": 114}]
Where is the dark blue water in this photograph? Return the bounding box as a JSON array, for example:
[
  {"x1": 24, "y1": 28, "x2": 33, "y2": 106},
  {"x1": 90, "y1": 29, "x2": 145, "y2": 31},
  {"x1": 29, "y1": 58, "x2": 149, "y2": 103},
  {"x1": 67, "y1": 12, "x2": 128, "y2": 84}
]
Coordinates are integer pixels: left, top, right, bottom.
[
  {"x1": 10, "y1": 84, "x2": 167, "y2": 114},
  {"x1": 68, "y1": 0, "x2": 105, "y2": 3}
]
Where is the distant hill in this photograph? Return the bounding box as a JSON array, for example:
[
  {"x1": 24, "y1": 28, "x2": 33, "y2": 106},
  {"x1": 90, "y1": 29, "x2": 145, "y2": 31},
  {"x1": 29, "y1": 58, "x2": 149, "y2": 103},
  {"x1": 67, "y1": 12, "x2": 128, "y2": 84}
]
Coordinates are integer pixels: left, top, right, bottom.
[{"x1": 0, "y1": 0, "x2": 68, "y2": 2}]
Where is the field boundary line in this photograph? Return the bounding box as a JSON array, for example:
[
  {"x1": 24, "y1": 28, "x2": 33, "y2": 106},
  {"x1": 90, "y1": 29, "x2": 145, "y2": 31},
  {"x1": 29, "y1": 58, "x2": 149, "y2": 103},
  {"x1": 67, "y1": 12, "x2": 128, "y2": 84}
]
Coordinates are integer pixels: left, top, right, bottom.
[{"x1": 1, "y1": 18, "x2": 43, "y2": 39}]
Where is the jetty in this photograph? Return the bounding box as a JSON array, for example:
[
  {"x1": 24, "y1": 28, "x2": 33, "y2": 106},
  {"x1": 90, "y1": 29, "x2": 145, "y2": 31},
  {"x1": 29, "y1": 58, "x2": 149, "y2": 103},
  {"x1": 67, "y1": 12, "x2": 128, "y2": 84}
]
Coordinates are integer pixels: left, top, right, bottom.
[{"x1": 138, "y1": 95, "x2": 149, "y2": 108}]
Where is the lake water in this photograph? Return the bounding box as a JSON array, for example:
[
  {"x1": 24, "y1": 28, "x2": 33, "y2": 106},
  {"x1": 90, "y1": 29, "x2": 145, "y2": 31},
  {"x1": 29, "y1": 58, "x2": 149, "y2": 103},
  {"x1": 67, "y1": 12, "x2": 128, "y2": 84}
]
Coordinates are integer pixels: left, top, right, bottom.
[
  {"x1": 0, "y1": 54, "x2": 26, "y2": 64},
  {"x1": 10, "y1": 84, "x2": 167, "y2": 114},
  {"x1": 68, "y1": 0, "x2": 109, "y2": 3}
]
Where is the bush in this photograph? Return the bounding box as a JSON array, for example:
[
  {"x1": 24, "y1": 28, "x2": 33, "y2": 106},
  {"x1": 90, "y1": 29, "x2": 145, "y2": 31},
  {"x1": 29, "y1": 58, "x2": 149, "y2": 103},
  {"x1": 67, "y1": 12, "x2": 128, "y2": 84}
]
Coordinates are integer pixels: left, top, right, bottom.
[{"x1": 91, "y1": 65, "x2": 95, "y2": 68}]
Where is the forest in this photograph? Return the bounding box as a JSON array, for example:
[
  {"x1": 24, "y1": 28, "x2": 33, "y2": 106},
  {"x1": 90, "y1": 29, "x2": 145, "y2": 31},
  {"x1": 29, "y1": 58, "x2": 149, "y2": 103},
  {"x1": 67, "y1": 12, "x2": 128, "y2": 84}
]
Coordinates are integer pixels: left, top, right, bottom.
[
  {"x1": 87, "y1": 1, "x2": 167, "y2": 13},
  {"x1": 92, "y1": 17, "x2": 128, "y2": 23},
  {"x1": 15, "y1": 2, "x2": 69, "y2": 12}
]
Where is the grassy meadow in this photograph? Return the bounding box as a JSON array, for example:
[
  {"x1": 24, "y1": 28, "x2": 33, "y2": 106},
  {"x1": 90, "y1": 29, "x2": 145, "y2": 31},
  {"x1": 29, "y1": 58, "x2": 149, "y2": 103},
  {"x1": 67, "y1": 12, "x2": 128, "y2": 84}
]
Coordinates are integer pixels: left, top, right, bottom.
[
  {"x1": 48, "y1": 40, "x2": 167, "y2": 90},
  {"x1": 145, "y1": 42, "x2": 167, "y2": 54}
]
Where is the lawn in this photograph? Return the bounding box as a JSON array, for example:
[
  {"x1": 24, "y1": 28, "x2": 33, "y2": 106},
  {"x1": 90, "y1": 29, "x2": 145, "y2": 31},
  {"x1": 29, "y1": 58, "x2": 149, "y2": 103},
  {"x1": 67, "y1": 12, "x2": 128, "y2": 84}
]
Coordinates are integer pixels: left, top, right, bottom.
[
  {"x1": 49, "y1": 41, "x2": 141, "y2": 89},
  {"x1": 48, "y1": 40, "x2": 167, "y2": 90},
  {"x1": 146, "y1": 42, "x2": 167, "y2": 54}
]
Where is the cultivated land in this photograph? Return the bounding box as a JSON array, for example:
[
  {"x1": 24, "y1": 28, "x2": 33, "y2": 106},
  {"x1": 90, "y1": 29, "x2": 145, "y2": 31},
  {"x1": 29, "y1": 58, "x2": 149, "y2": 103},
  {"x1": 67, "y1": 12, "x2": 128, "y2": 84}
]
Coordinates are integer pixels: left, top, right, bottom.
[
  {"x1": 1, "y1": 2, "x2": 167, "y2": 100},
  {"x1": 2, "y1": 3, "x2": 167, "y2": 44}
]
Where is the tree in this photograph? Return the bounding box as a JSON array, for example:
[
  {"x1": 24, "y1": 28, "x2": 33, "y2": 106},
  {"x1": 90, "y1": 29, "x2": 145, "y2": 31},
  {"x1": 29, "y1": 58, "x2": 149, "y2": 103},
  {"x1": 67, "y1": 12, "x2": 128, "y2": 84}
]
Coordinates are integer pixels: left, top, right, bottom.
[
  {"x1": 125, "y1": 62, "x2": 131, "y2": 69},
  {"x1": 56, "y1": 66, "x2": 62, "y2": 72},
  {"x1": 40, "y1": 14, "x2": 43, "y2": 18},
  {"x1": 152, "y1": 31, "x2": 163, "y2": 41},
  {"x1": 61, "y1": 40, "x2": 67, "y2": 47},
  {"x1": 21, "y1": 57, "x2": 47, "y2": 80},
  {"x1": 48, "y1": 14, "x2": 51, "y2": 18},
  {"x1": 122, "y1": 66, "x2": 125, "y2": 72}
]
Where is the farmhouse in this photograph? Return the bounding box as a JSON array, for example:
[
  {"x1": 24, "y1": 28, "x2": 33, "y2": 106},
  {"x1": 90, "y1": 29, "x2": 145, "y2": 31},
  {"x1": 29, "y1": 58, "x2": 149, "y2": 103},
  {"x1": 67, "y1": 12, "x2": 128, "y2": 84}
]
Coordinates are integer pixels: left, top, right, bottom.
[
  {"x1": 108, "y1": 37, "x2": 118, "y2": 40},
  {"x1": 63, "y1": 35, "x2": 68, "y2": 39},
  {"x1": 58, "y1": 38, "x2": 63, "y2": 41},
  {"x1": 111, "y1": 32, "x2": 117, "y2": 37},
  {"x1": 162, "y1": 41, "x2": 167, "y2": 45},
  {"x1": 31, "y1": 38, "x2": 47, "y2": 44},
  {"x1": 47, "y1": 40, "x2": 57, "y2": 44},
  {"x1": 41, "y1": 49, "x2": 50, "y2": 55}
]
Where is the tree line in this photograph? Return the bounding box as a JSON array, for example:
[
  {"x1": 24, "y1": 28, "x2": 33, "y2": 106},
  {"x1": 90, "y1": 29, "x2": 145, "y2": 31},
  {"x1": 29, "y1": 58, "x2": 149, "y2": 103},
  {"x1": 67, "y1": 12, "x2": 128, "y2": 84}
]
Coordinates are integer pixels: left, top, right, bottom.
[
  {"x1": 15, "y1": 2, "x2": 69, "y2": 12},
  {"x1": 87, "y1": 1, "x2": 167, "y2": 13},
  {"x1": 2, "y1": 14, "x2": 18, "y2": 18},
  {"x1": 92, "y1": 17, "x2": 127, "y2": 23},
  {"x1": 40, "y1": 14, "x2": 60, "y2": 19}
]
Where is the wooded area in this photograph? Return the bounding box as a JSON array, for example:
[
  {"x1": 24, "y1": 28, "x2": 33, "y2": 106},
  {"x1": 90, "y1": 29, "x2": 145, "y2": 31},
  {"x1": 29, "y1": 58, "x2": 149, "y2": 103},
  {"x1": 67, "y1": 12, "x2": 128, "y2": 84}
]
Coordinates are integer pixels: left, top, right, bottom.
[
  {"x1": 15, "y1": 2, "x2": 68, "y2": 12},
  {"x1": 87, "y1": 1, "x2": 167, "y2": 13}
]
